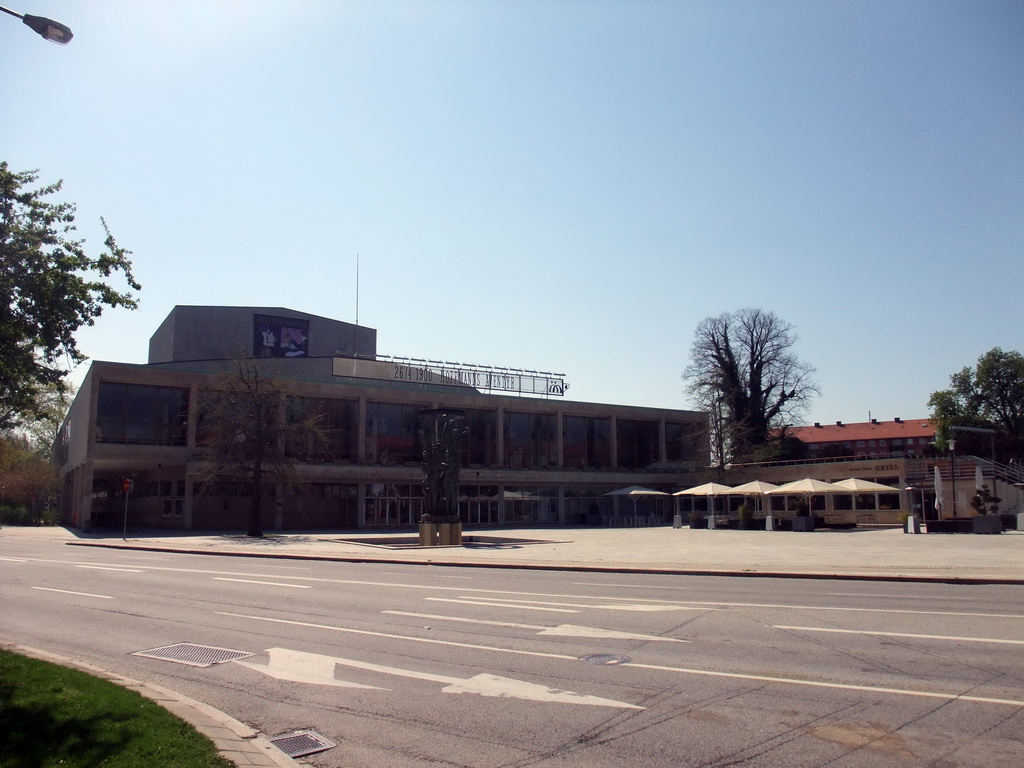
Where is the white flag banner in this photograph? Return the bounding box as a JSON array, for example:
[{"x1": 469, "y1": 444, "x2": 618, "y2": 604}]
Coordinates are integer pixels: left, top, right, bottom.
[{"x1": 933, "y1": 465, "x2": 944, "y2": 513}]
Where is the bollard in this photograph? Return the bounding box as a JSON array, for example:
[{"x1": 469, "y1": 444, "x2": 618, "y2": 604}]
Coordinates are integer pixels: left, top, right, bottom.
[
  {"x1": 765, "y1": 515, "x2": 775, "y2": 531},
  {"x1": 673, "y1": 514, "x2": 682, "y2": 529}
]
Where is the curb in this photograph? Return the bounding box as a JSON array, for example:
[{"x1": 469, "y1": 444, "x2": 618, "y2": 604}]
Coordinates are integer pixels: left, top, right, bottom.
[
  {"x1": 65, "y1": 540, "x2": 1024, "y2": 585},
  {"x1": 4, "y1": 643, "x2": 298, "y2": 768}
]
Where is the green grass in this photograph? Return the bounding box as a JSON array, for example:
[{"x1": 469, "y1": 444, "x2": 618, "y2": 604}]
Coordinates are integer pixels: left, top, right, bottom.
[{"x1": 0, "y1": 649, "x2": 235, "y2": 768}]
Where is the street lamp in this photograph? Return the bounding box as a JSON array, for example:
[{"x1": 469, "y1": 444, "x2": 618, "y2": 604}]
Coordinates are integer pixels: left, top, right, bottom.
[
  {"x1": 0, "y1": 5, "x2": 73, "y2": 44},
  {"x1": 948, "y1": 438, "x2": 958, "y2": 517}
]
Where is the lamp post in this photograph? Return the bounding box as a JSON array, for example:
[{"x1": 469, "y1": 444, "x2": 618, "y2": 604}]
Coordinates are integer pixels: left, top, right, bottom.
[
  {"x1": 948, "y1": 439, "x2": 958, "y2": 517},
  {"x1": 0, "y1": 5, "x2": 72, "y2": 44}
]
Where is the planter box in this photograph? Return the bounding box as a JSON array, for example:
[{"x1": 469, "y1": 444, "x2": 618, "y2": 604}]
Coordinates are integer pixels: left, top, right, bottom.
[
  {"x1": 926, "y1": 518, "x2": 973, "y2": 534},
  {"x1": 792, "y1": 516, "x2": 816, "y2": 532},
  {"x1": 972, "y1": 515, "x2": 1002, "y2": 535}
]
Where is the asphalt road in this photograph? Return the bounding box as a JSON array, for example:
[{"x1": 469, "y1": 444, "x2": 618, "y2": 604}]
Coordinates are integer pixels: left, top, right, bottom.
[{"x1": 3, "y1": 536, "x2": 1023, "y2": 767}]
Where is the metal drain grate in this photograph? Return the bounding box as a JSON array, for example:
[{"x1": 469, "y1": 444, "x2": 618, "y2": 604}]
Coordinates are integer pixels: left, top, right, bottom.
[
  {"x1": 269, "y1": 729, "x2": 337, "y2": 758},
  {"x1": 132, "y1": 643, "x2": 255, "y2": 667},
  {"x1": 581, "y1": 653, "x2": 631, "y2": 665}
]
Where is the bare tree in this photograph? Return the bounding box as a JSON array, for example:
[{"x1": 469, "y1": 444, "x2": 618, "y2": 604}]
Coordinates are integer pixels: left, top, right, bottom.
[
  {"x1": 683, "y1": 308, "x2": 819, "y2": 463},
  {"x1": 196, "y1": 358, "x2": 326, "y2": 537}
]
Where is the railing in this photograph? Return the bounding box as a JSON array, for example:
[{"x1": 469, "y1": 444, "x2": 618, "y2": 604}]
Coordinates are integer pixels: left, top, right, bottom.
[
  {"x1": 904, "y1": 455, "x2": 1024, "y2": 486},
  {"x1": 729, "y1": 450, "x2": 929, "y2": 471}
]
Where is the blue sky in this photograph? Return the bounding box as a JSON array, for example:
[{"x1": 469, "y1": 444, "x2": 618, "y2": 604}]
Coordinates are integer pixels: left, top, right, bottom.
[{"x1": 4, "y1": 1, "x2": 1022, "y2": 425}]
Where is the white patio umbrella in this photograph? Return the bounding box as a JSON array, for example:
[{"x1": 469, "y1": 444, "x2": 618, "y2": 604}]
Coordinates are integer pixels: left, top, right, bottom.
[
  {"x1": 766, "y1": 478, "x2": 847, "y2": 515},
  {"x1": 604, "y1": 485, "x2": 669, "y2": 514},
  {"x1": 672, "y1": 482, "x2": 734, "y2": 496},
  {"x1": 726, "y1": 480, "x2": 779, "y2": 515},
  {"x1": 833, "y1": 478, "x2": 900, "y2": 514},
  {"x1": 933, "y1": 465, "x2": 944, "y2": 515},
  {"x1": 673, "y1": 482, "x2": 733, "y2": 515},
  {"x1": 604, "y1": 485, "x2": 669, "y2": 497},
  {"x1": 833, "y1": 478, "x2": 900, "y2": 492},
  {"x1": 768, "y1": 478, "x2": 847, "y2": 494}
]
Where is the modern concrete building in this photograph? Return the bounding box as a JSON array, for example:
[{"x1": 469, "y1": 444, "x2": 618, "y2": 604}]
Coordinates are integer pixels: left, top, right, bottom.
[{"x1": 56, "y1": 306, "x2": 708, "y2": 532}]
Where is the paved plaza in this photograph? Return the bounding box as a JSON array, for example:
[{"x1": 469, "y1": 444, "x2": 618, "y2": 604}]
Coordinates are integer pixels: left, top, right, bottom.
[{"x1": 8, "y1": 522, "x2": 1022, "y2": 584}]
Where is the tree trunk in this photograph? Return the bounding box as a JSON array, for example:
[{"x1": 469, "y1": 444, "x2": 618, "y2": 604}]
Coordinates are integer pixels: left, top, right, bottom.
[{"x1": 248, "y1": 462, "x2": 263, "y2": 537}]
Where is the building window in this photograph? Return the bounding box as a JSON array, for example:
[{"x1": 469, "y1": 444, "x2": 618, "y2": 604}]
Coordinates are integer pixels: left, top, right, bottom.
[
  {"x1": 365, "y1": 402, "x2": 421, "y2": 464},
  {"x1": 96, "y1": 382, "x2": 188, "y2": 445},
  {"x1": 286, "y1": 396, "x2": 358, "y2": 462},
  {"x1": 502, "y1": 486, "x2": 558, "y2": 523},
  {"x1": 503, "y1": 411, "x2": 557, "y2": 469},
  {"x1": 665, "y1": 421, "x2": 702, "y2": 464},
  {"x1": 617, "y1": 419, "x2": 659, "y2": 469},
  {"x1": 563, "y1": 415, "x2": 611, "y2": 469},
  {"x1": 461, "y1": 408, "x2": 497, "y2": 466},
  {"x1": 365, "y1": 482, "x2": 422, "y2": 526}
]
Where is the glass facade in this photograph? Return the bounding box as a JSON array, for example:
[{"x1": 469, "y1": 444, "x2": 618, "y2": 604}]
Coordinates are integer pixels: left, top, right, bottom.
[
  {"x1": 459, "y1": 484, "x2": 500, "y2": 524},
  {"x1": 365, "y1": 402, "x2": 421, "y2": 464},
  {"x1": 96, "y1": 383, "x2": 188, "y2": 445},
  {"x1": 81, "y1": 374, "x2": 708, "y2": 530},
  {"x1": 665, "y1": 421, "x2": 703, "y2": 463},
  {"x1": 502, "y1": 486, "x2": 559, "y2": 523},
  {"x1": 461, "y1": 408, "x2": 497, "y2": 466},
  {"x1": 563, "y1": 416, "x2": 611, "y2": 469},
  {"x1": 616, "y1": 419, "x2": 659, "y2": 469},
  {"x1": 365, "y1": 482, "x2": 422, "y2": 526},
  {"x1": 503, "y1": 411, "x2": 557, "y2": 469},
  {"x1": 286, "y1": 396, "x2": 358, "y2": 462}
]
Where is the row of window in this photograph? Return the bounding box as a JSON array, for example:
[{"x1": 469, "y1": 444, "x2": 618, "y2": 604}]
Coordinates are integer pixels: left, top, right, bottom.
[
  {"x1": 92, "y1": 382, "x2": 705, "y2": 470},
  {"x1": 808, "y1": 437, "x2": 934, "y2": 452}
]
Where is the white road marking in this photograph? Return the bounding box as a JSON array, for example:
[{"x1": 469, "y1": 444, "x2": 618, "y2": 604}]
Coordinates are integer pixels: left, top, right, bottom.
[
  {"x1": 238, "y1": 646, "x2": 641, "y2": 709},
  {"x1": 21, "y1": 557, "x2": 1024, "y2": 619},
  {"x1": 426, "y1": 597, "x2": 577, "y2": 613},
  {"x1": 570, "y1": 584, "x2": 1024, "y2": 619},
  {"x1": 0, "y1": 557, "x2": 27, "y2": 562},
  {"x1": 218, "y1": 611, "x2": 580, "y2": 661},
  {"x1": 462, "y1": 596, "x2": 706, "y2": 612},
  {"x1": 250, "y1": 565, "x2": 311, "y2": 571},
  {"x1": 76, "y1": 565, "x2": 143, "y2": 573},
  {"x1": 235, "y1": 647, "x2": 385, "y2": 689},
  {"x1": 31, "y1": 587, "x2": 113, "y2": 599},
  {"x1": 825, "y1": 592, "x2": 977, "y2": 601},
  {"x1": 213, "y1": 577, "x2": 311, "y2": 589},
  {"x1": 219, "y1": 611, "x2": 1024, "y2": 708},
  {"x1": 627, "y1": 659, "x2": 1024, "y2": 707},
  {"x1": 775, "y1": 625, "x2": 1024, "y2": 646},
  {"x1": 383, "y1": 610, "x2": 688, "y2": 642}
]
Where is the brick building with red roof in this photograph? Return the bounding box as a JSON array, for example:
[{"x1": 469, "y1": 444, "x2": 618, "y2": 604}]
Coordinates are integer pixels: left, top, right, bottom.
[{"x1": 789, "y1": 417, "x2": 935, "y2": 460}]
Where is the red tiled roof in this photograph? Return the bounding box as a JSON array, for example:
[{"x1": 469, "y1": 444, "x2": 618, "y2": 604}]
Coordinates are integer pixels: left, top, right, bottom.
[{"x1": 790, "y1": 419, "x2": 934, "y2": 443}]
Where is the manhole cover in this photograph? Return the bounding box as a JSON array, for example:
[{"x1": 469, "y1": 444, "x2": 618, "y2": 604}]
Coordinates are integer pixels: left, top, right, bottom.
[
  {"x1": 269, "y1": 729, "x2": 336, "y2": 758},
  {"x1": 581, "y1": 654, "x2": 631, "y2": 665},
  {"x1": 131, "y1": 643, "x2": 254, "y2": 667}
]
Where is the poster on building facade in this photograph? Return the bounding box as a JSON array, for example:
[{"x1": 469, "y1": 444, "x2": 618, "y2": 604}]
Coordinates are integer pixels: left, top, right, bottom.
[{"x1": 253, "y1": 314, "x2": 310, "y2": 358}]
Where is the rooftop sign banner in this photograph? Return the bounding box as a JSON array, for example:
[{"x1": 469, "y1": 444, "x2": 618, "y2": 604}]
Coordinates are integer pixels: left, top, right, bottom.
[{"x1": 333, "y1": 357, "x2": 568, "y2": 397}]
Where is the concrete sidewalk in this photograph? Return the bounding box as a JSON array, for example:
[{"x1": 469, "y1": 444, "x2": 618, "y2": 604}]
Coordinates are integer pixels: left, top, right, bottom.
[{"x1": 11, "y1": 522, "x2": 1024, "y2": 584}]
